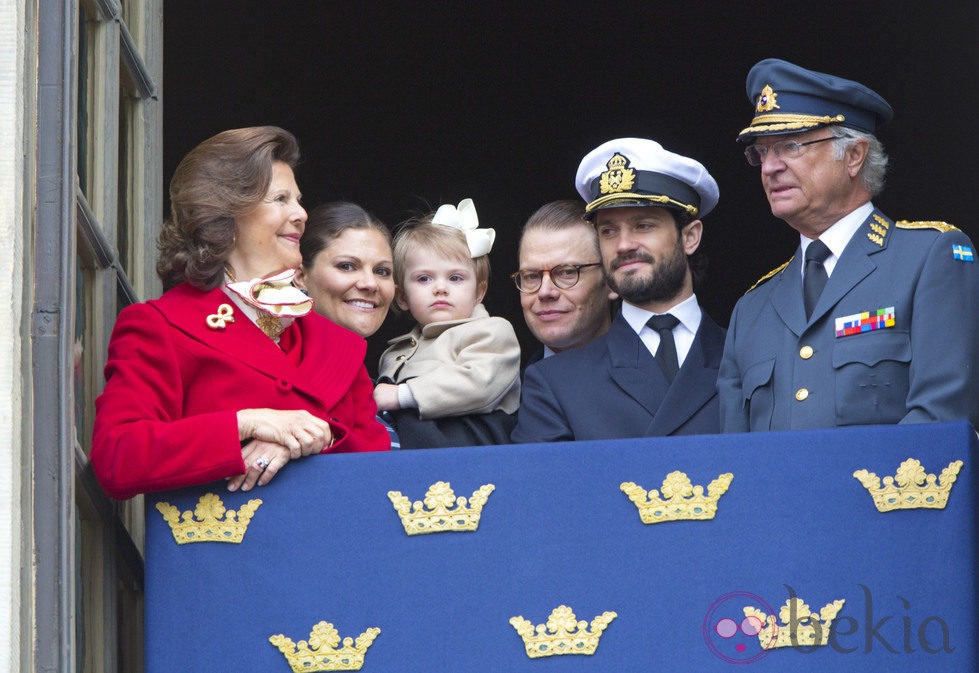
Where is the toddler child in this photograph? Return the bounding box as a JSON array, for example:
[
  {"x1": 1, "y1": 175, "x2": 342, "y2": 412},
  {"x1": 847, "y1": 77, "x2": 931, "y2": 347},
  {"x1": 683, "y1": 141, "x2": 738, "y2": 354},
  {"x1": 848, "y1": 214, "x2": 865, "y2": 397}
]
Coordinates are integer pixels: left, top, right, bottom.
[{"x1": 374, "y1": 199, "x2": 521, "y2": 448}]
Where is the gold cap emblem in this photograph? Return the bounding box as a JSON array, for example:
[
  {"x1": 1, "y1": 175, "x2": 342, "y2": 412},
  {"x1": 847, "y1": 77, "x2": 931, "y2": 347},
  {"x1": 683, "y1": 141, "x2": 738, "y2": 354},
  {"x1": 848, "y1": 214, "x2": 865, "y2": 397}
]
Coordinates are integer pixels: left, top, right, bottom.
[
  {"x1": 598, "y1": 153, "x2": 637, "y2": 195},
  {"x1": 756, "y1": 84, "x2": 780, "y2": 112}
]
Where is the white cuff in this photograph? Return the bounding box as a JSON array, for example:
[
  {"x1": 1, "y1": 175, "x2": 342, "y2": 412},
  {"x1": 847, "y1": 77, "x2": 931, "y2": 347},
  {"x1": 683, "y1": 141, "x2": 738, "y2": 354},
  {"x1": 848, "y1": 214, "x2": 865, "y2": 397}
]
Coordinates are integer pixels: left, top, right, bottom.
[{"x1": 397, "y1": 383, "x2": 417, "y2": 409}]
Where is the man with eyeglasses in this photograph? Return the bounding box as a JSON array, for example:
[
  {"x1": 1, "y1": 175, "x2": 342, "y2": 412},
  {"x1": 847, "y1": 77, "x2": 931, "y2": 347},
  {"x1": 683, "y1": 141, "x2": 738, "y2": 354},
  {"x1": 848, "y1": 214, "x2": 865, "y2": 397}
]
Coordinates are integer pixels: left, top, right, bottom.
[
  {"x1": 513, "y1": 200, "x2": 612, "y2": 364},
  {"x1": 718, "y1": 58, "x2": 979, "y2": 432},
  {"x1": 512, "y1": 138, "x2": 726, "y2": 443}
]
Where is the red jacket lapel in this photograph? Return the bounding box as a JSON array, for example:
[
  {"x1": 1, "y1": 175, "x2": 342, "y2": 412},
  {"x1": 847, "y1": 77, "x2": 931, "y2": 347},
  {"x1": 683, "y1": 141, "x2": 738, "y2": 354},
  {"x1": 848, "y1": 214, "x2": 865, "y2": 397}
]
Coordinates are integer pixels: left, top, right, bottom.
[{"x1": 149, "y1": 284, "x2": 368, "y2": 411}]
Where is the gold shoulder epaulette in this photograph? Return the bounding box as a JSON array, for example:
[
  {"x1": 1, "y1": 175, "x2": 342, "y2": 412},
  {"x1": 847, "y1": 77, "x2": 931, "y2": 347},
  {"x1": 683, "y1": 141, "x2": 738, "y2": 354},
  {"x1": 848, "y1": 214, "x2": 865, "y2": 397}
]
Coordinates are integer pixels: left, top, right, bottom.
[
  {"x1": 895, "y1": 220, "x2": 959, "y2": 233},
  {"x1": 746, "y1": 258, "x2": 792, "y2": 293}
]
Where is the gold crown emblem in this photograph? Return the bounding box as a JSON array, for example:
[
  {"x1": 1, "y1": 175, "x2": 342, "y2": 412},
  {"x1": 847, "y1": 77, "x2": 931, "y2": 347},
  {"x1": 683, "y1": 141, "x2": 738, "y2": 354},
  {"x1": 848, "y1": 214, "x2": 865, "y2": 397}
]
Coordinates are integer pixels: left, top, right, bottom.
[
  {"x1": 510, "y1": 605, "x2": 617, "y2": 658},
  {"x1": 620, "y1": 471, "x2": 733, "y2": 524},
  {"x1": 598, "y1": 153, "x2": 636, "y2": 195},
  {"x1": 853, "y1": 458, "x2": 963, "y2": 512},
  {"x1": 155, "y1": 493, "x2": 262, "y2": 544},
  {"x1": 606, "y1": 152, "x2": 628, "y2": 169},
  {"x1": 269, "y1": 621, "x2": 381, "y2": 672},
  {"x1": 387, "y1": 481, "x2": 495, "y2": 535},
  {"x1": 756, "y1": 84, "x2": 780, "y2": 112},
  {"x1": 743, "y1": 597, "x2": 845, "y2": 649}
]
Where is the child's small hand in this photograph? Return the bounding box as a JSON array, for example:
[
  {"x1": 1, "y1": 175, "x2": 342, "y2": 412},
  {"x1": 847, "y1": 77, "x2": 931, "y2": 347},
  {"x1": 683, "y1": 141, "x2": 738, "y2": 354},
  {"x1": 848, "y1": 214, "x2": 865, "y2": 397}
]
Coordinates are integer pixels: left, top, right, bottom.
[{"x1": 373, "y1": 383, "x2": 401, "y2": 412}]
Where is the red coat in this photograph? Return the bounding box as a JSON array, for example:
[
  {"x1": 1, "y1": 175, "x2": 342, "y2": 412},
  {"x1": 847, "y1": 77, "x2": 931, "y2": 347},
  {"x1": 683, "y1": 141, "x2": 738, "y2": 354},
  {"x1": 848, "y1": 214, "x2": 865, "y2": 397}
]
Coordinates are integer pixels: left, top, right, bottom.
[{"x1": 91, "y1": 283, "x2": 389, "y2": 499}]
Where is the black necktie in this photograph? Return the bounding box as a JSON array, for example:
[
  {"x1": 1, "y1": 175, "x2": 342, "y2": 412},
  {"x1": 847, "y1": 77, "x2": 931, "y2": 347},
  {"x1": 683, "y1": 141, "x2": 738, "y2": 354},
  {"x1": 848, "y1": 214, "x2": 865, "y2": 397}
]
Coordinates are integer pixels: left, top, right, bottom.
[
  {"x1": 647, "y1": 313, "x2": 680, "y2": 383},
  {"x1": 803, "y1": 240, "x2": 831, "y2": 320}
]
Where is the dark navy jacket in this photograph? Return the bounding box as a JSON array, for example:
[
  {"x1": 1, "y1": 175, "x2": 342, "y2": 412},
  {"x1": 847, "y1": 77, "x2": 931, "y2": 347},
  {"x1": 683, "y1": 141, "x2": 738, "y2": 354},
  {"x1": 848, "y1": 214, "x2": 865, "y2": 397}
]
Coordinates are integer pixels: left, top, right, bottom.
[{"x1": 512, "y1": 309, "x2": 725, "y2": 442}]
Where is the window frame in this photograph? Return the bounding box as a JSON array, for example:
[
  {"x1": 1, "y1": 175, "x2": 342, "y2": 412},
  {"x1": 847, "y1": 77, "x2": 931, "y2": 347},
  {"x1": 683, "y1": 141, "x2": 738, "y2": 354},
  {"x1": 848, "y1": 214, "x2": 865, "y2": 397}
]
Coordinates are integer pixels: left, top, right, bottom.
[{"x1": 35, "y1": 1, "x2": 162, "y2": 670}]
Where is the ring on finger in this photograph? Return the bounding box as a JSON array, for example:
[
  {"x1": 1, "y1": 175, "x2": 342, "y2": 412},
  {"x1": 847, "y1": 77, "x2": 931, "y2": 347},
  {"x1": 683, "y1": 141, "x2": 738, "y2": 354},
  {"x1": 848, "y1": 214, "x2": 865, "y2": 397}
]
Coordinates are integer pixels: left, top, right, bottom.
[{"x1": 255, "y1": 455, "x2": 270, "y2": 470}]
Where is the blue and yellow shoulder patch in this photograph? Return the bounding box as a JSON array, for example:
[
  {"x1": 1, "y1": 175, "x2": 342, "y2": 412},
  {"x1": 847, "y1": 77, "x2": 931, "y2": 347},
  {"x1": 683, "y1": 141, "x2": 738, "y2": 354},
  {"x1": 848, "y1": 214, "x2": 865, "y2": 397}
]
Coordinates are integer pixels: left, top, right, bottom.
[
  {"x1": 895, "y1": 220, "x2": 959, "y2": 233},
  {"x1": 746, "y1": 258, "x2": 792, "y2": 293},
  {"x1": 952, "y1": 244, "x2": 974, "y2": 262}
]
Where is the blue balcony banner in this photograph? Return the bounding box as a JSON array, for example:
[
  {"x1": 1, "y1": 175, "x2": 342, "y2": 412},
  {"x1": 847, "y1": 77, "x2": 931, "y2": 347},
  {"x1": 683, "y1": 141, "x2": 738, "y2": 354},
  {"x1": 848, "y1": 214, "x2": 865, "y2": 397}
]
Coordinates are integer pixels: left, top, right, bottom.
[{"x1": 145, "y1": 421, "x2": 977, "y2": 672}]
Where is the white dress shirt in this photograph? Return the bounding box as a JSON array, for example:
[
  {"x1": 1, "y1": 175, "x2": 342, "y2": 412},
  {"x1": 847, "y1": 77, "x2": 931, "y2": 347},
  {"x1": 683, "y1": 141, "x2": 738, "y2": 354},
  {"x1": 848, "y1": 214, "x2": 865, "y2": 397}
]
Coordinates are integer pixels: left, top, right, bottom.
[
  {"x1": 621, "y1": 294, "x2": 702, "y2": 366},
  {"x1": 800, "y1": 201, "x2": 874, "y2": 278}
]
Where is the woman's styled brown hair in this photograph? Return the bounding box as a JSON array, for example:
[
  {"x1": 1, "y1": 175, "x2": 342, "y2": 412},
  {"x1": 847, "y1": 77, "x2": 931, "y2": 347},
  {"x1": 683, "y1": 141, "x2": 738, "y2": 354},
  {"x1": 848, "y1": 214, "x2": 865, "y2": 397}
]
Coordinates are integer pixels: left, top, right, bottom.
[
  {"x1": 156, "y1": 126, "x2": 301, "y2": 291},
  {"x1": 300, "y1": 201, "x2": 391, "y2": 269}
]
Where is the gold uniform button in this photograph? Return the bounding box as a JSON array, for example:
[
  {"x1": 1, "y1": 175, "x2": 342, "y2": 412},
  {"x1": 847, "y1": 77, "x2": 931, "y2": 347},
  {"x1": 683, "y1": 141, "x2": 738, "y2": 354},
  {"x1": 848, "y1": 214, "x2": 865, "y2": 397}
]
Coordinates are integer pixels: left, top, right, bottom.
[
  {"x1": 396, "y1": 354, "x2": 407, "y2": 361},
  {"x1": 409, "y1": 339, "x2": 417, "y2": 347},
  {"x1": 795, "y1": 388, "x2": 809, "y2": 401},
  {"x1": 799, "y1": 345, "x2": 814, "y2": 359}
]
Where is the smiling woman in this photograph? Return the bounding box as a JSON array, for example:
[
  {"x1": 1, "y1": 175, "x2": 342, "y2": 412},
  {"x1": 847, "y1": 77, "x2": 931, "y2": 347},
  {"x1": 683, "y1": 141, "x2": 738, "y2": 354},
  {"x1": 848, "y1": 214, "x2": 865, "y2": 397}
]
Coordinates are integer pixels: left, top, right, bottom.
[
  {"x1": 91, "y1": 127, "x2": 390, "y2": 499},
  {"x1": 297, "y1": 202, "x2": 395, "y2": 338},
  {"x1": 226, "y1": 161, "x2": 306, "y2": 280}
]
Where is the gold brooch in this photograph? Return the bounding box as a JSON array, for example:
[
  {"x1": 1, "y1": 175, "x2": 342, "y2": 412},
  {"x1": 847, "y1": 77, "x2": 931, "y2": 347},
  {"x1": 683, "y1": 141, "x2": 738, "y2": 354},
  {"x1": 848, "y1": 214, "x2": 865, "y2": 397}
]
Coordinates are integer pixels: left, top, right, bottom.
[
  {"x1": 256, "y1": 311, "x2": 285, "y2": 340},
  {"x1": 756, "y1": 84, "x2": 780, "y2": 112},
  {"x1": 206, "y1": 303, "x2": 235, "y2": 329}
]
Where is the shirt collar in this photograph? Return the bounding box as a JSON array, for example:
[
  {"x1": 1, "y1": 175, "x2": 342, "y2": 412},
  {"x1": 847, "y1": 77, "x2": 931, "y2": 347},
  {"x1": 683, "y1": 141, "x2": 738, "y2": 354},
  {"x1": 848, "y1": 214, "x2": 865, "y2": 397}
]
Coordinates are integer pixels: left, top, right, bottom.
[
  {"x1": 621, "y1": 294, "x2": 702, "y2": 336},
  {"x1": 801, "y1": 201, "x2": 874, "y2": 260}
]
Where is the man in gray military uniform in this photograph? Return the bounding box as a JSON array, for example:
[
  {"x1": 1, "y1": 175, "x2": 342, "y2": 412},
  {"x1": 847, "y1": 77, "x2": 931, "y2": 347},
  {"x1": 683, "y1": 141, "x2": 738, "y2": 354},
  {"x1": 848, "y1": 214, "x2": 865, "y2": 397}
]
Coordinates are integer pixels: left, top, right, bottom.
[{"x1": 718, "y1": 58, "x2": 979, "y2": 431}]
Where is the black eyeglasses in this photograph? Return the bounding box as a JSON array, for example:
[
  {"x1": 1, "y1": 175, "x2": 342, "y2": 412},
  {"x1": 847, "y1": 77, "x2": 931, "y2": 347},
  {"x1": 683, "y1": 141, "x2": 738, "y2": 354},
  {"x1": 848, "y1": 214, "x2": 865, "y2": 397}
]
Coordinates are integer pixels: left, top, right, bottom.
[
  {"x1": 511, "y1": 263, "x2": 603, "y2": 293},
  {"x1": 744, "y1": 136, "x2": 836, "y2": 166}
]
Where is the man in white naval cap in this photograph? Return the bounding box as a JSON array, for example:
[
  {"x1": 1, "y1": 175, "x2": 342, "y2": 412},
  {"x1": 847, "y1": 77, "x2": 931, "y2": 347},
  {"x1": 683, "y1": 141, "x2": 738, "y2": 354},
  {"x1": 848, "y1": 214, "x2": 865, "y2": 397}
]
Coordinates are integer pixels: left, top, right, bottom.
[{"x1": 512, "y1": 138, "x2": 725, "y2": 442}]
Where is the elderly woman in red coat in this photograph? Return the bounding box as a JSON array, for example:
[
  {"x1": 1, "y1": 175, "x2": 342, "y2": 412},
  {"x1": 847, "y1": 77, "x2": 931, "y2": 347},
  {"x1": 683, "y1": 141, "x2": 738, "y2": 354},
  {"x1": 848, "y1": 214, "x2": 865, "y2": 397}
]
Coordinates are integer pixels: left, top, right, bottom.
[{"x1": 91, "y1": 126, "x2": 389, "y2": 499}]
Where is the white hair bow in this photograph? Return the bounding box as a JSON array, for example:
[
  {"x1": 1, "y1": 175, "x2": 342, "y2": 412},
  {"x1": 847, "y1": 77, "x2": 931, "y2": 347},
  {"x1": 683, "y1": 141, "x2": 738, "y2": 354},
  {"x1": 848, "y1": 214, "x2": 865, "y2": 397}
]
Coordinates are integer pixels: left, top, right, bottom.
[{"x1": 431, "y1": 198, "x2": 496, "y2": 258}]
